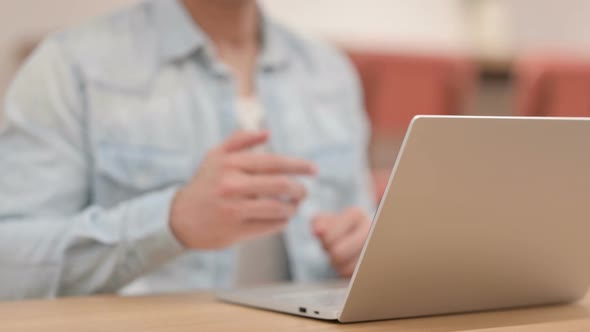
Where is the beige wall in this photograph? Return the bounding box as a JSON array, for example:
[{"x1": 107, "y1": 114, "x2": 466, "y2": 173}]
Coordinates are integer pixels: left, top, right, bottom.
[
  {"x1": 261, "y1": 0, "x2": 472, "y2": 53},
  {"x1": 0, "y1": 0, "x2": 137, "y2": 96},
  {"x1": 0, "y1": 0, "x2": 475, "y2": 97},
  {"x1": 2, "y1": 0, "x2": 590, "y2": 97},
  {"x1": 507, "y1": 0, "x2": 590, "y2": 56}
]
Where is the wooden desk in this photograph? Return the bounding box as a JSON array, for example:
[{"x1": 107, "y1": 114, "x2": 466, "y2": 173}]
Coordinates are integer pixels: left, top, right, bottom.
[{"x1": 0, "y1": 292, "x2": 589, "y2": 332}]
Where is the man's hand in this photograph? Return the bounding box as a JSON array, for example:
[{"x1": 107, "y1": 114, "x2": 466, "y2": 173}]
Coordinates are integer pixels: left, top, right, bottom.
[
  {"x1": 170, "y1": 131, "x2": 317, "y2": 250},
  {"x1": 313, "y1": 208, "x2": 372, "y2": 278}
]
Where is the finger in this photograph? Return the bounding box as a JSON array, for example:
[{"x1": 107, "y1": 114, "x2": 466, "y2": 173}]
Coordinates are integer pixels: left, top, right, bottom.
[
  {"x1": 321, "y1": 211, "x2": 362, "y2": 250},
  {"x1": 218, "y1": 174, "x2": 306, "y2": 201},
  {"x1": 232, "y1": 176, "x2": 307, "y2": 202},
  {"x1": 239, "y1": 199, "x2": 298, "y2": 220},
  {"x1": 336, "y1": 257, "x2": 359, "y2": 278},
  {"x1": 329, "y1": 225, "x2": 369, "y2": 266},
  {"x1": 229, "y1": 153, "x2": 317, "y2": 175},
  {"x1": 241, "y1": 218, "x2": 290, "y2": 239},
  {"x1": 221, "y1": 131, "x2": 269, "y2": 153},
  {"x1": 323, "y1": 207, "x2": 368, "y2": 247},
  {"x1": 312, "y1": 214, "x2": 337, "y2": 239}
]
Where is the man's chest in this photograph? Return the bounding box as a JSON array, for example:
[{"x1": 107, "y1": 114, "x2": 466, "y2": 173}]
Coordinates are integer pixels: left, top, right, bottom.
[{"x1": 83, "y1": 68, "x2": 360, "y2": 210}]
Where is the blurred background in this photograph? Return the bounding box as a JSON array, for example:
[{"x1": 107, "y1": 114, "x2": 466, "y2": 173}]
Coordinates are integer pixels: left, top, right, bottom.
[{"x1": 2, "y1": 0, "x2": 590, "y2": 201}]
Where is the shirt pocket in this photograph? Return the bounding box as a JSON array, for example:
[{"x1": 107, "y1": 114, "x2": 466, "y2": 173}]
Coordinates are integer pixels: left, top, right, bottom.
[
  {"x1": 87, "y1": 82, "x2": 194, "y2": 154},
  {"x1": 95, "y1": 141, "x2": 193, "y2": 199}
]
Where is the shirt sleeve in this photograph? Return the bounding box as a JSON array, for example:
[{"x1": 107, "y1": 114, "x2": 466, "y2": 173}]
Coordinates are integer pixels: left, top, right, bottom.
[{"x1": 0, "y1": 38, "x2": 184, "y2": 300}]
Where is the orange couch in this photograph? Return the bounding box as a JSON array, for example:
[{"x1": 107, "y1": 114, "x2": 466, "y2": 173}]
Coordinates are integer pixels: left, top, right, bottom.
[
  {"x1": 516, "y1": 55, "x2": 590, "y2": 117},
  {"x1": 348, "y1": 51, "x2": 477, "y2": 201}
]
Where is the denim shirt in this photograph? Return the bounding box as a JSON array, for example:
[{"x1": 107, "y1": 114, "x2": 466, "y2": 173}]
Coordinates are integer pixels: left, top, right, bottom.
[{"x1": 0, "y1": 0, "x2": 374, "y2": 299}]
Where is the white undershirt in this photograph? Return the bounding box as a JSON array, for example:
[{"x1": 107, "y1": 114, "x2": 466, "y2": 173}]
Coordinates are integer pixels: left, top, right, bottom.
[{"x1": 233, "y1": 97, "x2": 290, "y2": 286}]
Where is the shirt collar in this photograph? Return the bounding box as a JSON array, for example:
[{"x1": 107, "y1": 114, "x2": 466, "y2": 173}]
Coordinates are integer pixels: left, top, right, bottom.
[{"x1": 150, "y1": 0, "x2": 289, "y2": 70}]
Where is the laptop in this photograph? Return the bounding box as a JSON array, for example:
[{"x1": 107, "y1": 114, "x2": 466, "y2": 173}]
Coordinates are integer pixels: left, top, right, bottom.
[{"x1": 217, "y1": 115, "x2": 590, "y2": 323}]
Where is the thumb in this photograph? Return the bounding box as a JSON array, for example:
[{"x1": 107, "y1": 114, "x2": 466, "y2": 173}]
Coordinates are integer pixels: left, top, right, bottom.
[
  {"x1": 221, "y1": 130, "x2": 269, "y2": 153},
  {"x1": 312, "y1": 213, "x2": 332, "y2": 238}
]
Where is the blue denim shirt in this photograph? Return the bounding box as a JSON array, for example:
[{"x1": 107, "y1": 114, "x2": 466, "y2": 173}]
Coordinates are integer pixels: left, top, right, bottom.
[{"x1": 0, "y1": 0, "x2": 374, "y2": 299}]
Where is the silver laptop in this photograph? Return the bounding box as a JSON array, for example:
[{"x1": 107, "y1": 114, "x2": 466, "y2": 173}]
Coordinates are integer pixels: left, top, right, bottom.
[{"x1": 217, "y1": 115, "x2": 590, "y2": 323}]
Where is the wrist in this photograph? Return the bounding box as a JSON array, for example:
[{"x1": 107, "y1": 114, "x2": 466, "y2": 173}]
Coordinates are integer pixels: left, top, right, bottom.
[{"x1": 169, "y1": 187, "x2": 190, "y2": 248}]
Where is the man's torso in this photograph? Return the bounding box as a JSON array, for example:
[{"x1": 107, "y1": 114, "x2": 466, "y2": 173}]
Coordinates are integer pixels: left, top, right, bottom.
[{"x1": 30, "y1": 0, "x2": 373, "y2": 294}]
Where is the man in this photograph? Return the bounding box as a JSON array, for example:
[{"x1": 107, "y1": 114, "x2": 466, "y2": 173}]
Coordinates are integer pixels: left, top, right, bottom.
[{"x1": 0, "y1": 0, "x2": 375, "y2": 299}]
